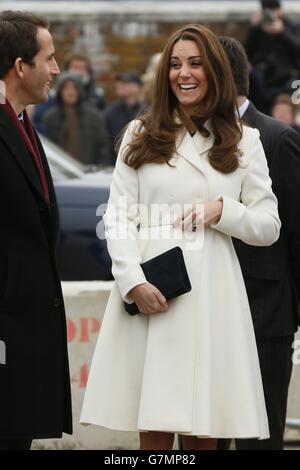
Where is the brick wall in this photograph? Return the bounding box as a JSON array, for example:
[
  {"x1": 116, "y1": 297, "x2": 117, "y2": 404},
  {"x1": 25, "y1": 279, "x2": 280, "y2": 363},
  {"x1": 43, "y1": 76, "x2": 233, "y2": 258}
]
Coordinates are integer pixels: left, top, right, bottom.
[{"x1": 49, "y1": 19, "x2": 248, "y2": 103}]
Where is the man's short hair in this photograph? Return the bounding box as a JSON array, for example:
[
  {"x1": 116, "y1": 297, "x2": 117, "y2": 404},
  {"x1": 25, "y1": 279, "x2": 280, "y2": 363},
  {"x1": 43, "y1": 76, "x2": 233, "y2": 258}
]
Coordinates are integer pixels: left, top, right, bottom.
[
  {"x1": 63, "y1": 54, "x2": 91, "y2": 72},
  {"x1": 219, "y1": 36, "x2": 250, "y2": 97},
  {"x1": 0, "y1": 10, "x2": 49, "y2": 79},
  {"x1": 115, "y1": 72, "x2": 142, "y2": 86}
]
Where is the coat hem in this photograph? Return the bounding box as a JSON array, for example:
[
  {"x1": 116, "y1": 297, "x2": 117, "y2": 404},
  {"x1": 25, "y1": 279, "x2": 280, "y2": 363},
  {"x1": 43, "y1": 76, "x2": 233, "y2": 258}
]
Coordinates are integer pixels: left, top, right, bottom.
[{"x1": 79, "y1": 419, "x2": 269, "y2": 439}]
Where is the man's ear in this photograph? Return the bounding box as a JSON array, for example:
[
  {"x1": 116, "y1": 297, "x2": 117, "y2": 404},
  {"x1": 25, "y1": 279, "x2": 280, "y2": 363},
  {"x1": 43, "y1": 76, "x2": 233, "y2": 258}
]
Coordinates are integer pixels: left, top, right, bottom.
[{"x1": 14, "y1": 58, "x2": 25, "y2": 78}]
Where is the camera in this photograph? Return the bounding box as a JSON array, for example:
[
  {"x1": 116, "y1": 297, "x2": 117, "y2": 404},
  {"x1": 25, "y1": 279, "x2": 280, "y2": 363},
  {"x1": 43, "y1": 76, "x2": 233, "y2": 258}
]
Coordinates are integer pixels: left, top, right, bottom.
[{"x1": 262, "y1": 8, "x2": 277, "y2": 23}]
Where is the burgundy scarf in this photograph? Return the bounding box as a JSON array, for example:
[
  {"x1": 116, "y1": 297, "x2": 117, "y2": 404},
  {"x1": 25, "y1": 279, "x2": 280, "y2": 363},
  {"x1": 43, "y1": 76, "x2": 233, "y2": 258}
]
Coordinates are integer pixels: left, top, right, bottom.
[{"x1": 0, "y1": 97, "x2": 50, "y2": 207}]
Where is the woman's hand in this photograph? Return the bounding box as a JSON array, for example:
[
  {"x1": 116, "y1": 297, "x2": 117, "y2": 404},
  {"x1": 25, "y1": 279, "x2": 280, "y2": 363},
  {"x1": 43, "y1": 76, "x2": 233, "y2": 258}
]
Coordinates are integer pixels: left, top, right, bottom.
[
  {"x1": 127, "y1": 283, "x2": 168, "y2": 314},
  {"x1": 173, "y1": 200, "x2": 223, "y2": 231}
]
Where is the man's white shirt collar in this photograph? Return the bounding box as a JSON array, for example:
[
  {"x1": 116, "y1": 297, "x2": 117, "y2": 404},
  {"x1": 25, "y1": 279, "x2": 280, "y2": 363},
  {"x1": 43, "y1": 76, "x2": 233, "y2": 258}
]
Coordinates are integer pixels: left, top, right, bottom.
[{"x1": 238, "y1": 99, "x2": 250, "y2": 118}]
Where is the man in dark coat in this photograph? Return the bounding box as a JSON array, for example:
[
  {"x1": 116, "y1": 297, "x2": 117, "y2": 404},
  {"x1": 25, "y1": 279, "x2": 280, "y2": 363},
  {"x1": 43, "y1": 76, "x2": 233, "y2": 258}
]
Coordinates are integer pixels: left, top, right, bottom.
[
  {"x1": 0, "y1": 11, "x2": 72, "y2": 449},
  {"x1": 104, "y1": 72, "x2": 142, "y2": 165},
  {"x1": 218, "y1": 36, "x2": 300, "y2": 450}
]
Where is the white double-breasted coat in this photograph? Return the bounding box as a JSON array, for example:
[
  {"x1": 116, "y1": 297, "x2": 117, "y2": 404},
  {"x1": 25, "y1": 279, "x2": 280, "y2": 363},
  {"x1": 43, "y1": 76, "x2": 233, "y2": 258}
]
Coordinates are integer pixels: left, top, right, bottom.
[{"x1": 80, "y1": 121, "x2": 280, "y2": 438}]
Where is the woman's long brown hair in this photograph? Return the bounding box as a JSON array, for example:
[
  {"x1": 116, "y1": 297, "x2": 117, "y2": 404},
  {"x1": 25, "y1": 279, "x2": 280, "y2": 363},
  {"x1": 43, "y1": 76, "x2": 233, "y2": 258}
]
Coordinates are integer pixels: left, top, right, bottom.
[{"x1": 123, "y1": 24, "x2": 242, "y2": 173}]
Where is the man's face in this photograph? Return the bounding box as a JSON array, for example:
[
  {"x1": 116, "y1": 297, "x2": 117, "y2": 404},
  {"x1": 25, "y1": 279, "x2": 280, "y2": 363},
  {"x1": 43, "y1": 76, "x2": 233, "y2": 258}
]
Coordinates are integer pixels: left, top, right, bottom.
[
  {"x1": 68, "y1": 59, "x2": 89, "y2": 80},
  {"x1": 272, "y1": 103, "x2": 294, "y2": 125},
  {"x1": 22, "y1": 27, "x2": 60, "y2": 104},
  {"x1": 115, "y1": 80, "x2": 141, "y2": 101},
  {"x1": 115, "y1": 80, "x2": 129, "y2": 98}
]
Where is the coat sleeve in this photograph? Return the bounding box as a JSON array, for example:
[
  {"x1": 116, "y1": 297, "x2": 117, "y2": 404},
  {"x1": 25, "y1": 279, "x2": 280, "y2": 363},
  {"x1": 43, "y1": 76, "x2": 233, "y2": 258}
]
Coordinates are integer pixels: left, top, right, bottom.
[
  {"x1": 103, "y1": 120, "x2": 147, "y2": 302},
  {"x1": 210, "y1": 128, "x2": 281, "y2": 246},
  {"x1": 271, "y1": 127, "x2": 300, "y2": 301}
]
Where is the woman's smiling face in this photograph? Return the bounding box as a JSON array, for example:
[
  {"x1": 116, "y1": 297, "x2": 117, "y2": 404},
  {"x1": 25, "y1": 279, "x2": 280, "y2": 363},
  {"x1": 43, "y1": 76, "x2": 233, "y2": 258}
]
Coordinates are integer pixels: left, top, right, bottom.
[{"x1": 169, "y1": 39, "x2": 208, "y2": 117}]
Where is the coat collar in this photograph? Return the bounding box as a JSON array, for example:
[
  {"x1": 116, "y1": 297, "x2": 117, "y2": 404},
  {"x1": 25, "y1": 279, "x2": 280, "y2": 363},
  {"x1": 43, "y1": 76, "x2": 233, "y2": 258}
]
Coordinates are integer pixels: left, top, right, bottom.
[
  {"x1": 0, "y1": 106, "x2": 48, "y2": 205},
  {"x1": 242, "y1": 100, "x2": 259, "y2": 128},
  {"x1": 175, "y1": 123, "x2": 214, "y2": 175}
]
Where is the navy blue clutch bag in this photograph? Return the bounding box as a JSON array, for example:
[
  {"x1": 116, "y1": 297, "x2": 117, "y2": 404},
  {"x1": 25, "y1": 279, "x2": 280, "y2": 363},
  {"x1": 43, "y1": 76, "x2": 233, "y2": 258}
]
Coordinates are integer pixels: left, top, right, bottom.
[{"x1": 124, "y1": 246, "x2": 192, "y2": 316}]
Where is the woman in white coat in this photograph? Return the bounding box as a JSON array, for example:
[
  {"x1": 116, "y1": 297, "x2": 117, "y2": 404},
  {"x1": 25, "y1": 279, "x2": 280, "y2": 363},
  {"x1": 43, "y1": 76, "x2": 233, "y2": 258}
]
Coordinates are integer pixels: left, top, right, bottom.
[{"x1": 80, "y1": 24, "x2": 281, "y2": 450}]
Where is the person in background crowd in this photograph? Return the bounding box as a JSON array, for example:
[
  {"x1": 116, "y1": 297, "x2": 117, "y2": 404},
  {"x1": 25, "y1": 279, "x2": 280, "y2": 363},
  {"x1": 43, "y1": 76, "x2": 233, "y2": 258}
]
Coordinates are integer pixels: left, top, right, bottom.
[
  {"x1": 42, "y1": 72, "x2": 111, "y2": 166},
  {"x1": 245, "y1": 0, "x2": 300, "y2": 113},
  {"x1": 271, "y1": 94, "x2": 300, "y2": 133},
  {"x1": 63, "y1": 53, "x2": 106, "y2": 111},
  {"x1": 0, "y1": 10, "x2": 72, "y2": 450},
  {"x1": 248, "y1": 66, "x2": 270, "y2": 116},
  {"x1": 32, "y1": 52, "x2": 106, "y2": 134},
  {"x1": 141, "y1": 52, "x2": 162, "y2": 106},
  {"x1": 104, "y1": 71, "x2": 142, "y2": 165},
  {"x1": 80, "y1": 24, "x2": 281, "y2": 450},
  {"x1": 218, "y1": 36, "x2": 300, "y2": 450}
]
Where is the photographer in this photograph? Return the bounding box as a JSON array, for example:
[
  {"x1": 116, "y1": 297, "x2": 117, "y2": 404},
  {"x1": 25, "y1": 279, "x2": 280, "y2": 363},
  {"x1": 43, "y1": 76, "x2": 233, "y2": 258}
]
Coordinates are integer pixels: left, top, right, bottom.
[{"x1": 245, "y1": 0, "x2": 300, "y2": 112}]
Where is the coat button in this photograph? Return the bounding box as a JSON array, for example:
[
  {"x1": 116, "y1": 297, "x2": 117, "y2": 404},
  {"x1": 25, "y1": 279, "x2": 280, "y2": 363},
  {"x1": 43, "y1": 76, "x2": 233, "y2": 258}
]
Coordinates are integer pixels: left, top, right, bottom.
[{"x1": 53, "y1": 297, "x2": 61, "y2": 308}]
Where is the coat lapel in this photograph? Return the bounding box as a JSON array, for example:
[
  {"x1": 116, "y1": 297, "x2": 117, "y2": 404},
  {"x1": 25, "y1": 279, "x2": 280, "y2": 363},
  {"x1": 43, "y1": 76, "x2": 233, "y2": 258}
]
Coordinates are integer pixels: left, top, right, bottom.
[
  {"x1": 175, "y1": 127, "x2": 214, "y2": 175},
  {"x1": 0, "y1": 108, "x2": 47, "y2": 204},
  {"x1": 35, "y1": 130, "x2": 56, "y2": 205},
  {"x1": 35, "y1": 130, "x2": 59, "y2": 242}
]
